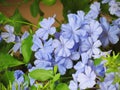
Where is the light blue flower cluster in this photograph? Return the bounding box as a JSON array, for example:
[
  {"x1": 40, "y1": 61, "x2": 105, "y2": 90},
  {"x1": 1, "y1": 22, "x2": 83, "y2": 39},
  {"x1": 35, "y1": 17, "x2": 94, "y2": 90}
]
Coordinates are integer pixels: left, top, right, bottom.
[
  {"x1": 1, "y1": 1, "x2": 120, "y2": 89},
  {"x1": 102, "y1": 0, "x2": 120, "y2": 17},
  {"x1": 29, "y1": 1, "x2": 120, "y2": 89}
]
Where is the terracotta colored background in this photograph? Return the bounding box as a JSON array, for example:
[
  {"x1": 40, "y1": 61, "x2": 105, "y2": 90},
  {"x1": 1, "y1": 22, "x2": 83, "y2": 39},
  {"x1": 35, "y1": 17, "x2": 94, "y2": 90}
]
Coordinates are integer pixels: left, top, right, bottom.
[{"x1": 0, "y1": 0, "x2": 63, "y2": 26}]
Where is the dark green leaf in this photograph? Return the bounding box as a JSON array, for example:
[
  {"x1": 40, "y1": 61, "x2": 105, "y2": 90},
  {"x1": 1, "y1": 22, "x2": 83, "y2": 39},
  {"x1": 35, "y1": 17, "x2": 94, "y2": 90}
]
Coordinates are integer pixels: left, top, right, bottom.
[
  {"x1": 30, "y1": 85, "x2": 37, "y2": 90},
  {"x1": 60, "y1": 0, "x2": 90, "y2": 20},
  {"x1": 55, "y1": 83, "x2": 69, "y2": 90},
  {"x1": 29, "y1": 69, "x2": 53, "y2": 81},
  {"x1": 0, "y1": 54, "x2": 24, "y2": 71},
  {"x1": 30, "y1": 0, "x2": 44, "y2": 17},
  {"x1": 0, "y1": 71, "x2": 14, "y2": 86},
  {"x1": 0, "y1": 12, "x2": 8, "y2": 24},
  {"x1": 21, "y1": 35, "x2": 33, "y2": 63},
  {"x1": 23, "y1": 0, "x2": 29, "y2": 3},
  {"x1": 10, "y1": 9, "x2": 29, "y2": 34}
]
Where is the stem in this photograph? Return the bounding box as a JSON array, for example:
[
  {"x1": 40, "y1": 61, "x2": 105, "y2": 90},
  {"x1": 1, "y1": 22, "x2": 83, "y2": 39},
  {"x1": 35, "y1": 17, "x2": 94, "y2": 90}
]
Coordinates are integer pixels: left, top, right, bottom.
[
  {"x1": 55, "y1": 18, "x2": 61, "y2": 25},
  {"x1": 15, "y1": 21, "x2": 38, "y2": 28}
]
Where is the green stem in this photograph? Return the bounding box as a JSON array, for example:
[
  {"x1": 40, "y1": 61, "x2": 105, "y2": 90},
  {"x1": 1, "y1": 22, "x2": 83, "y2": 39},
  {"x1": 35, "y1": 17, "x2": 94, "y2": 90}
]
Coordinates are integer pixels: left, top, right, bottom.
[{"x1": 15, "y1": 21, "x2": 38, "y2": 28}]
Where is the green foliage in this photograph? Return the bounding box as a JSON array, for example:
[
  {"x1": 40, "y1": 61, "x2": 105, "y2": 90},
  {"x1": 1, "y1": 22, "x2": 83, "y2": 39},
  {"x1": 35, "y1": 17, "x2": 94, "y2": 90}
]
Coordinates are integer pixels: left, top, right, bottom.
[
  {"x1": 21, "y1": 35, "x2": 33, "y2": 63},
  {"x1": 29, "y1": 69, "x2": 54, "y2": 81},
  {"x1": 55, "y1": 83, "x2": 69, "y2": 90},
  {"x1": 30, "y1": 0, "x2": 44, "y2": 17},
  {"x1": 10, "y1": 9, "x2": 29, "y2": 34},
  {"x1": 60, "y1": 0, "x2": 90, "y2": 20},
  {"x1": 94, "y1": 58, "x2": 103, "y2": 66},
  {"x1": 0, "y1": 83, "x2": 6, "y2": 90},
  {"x1": 0, "y1": 71, "x2": 14, "y2": 87},
  {"x1": 41, "y1": 0, "x2": 56, "y2": 6},
  {"x1": 102, "y1": 52, "x2": 120, "y2": 73},
  {"x1": 0, "y1": 12, "x2": 8, "y2": 24},
  {"x1": 0, "y1": 54, "x2": 24, "y2": 72}
]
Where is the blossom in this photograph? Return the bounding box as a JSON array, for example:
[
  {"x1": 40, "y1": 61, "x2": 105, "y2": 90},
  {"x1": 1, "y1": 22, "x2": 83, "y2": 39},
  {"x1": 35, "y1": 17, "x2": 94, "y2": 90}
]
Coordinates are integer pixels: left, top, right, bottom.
[
  {"x1": 53, "y1": 36, "x2": 74, "y2": 57},
  {"x1": 80, "y1": 37, "x2": 102, "y2": 58},
  {"x1": 1, "y1": 25, "x2": 15, "y2": 43},
  {"x1": 69, "y1": 74, "x2": 78, "y2": 90},
  {"x1": 82, "y1": 20, "x2": 103, "y2": 42},
  {"x1": 14, "y1": 70, "x2": 24, "y2": 84},
  {"x1": 109, "y1": 0, "x2": 120, "y2": 17},
  {"x1": 34, "y1": 38, "x2": 54, "y2": 60},
  {"x1": 61, "y1": 12, "x2": 86, "y2": 44},
  {"x1": 95, "y1": 64, "x2": 105, "y2": 77},
  {"x1": 99, "y1": 73, "x2": 119, "y2": 90},
  {"x1": 55, "y1": 52, "x2": 80, "y2": 75},
  {"x1": 12, "y1": 31, "x2": 29, "y2": 53},
  {"x1": 102, "y1": 0, "x2": 112, "y2": 3},
  {"x1": 99, "y1": 17, "x2": 120, "y2": 47},
  {"x1": 35, "y1": 16, "x2": 56, "y2": 40},
  {"x1": 77, "y1": 66, "x2": 96, "y2": 89},
  {"x1": 85, "y1": 2, "x2": 100, "y2": 19}
]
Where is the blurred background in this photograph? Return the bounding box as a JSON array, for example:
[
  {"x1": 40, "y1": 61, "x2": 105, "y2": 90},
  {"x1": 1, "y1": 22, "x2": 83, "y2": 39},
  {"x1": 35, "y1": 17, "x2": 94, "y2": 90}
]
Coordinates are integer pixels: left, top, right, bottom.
[{"x1": 0, "y1": 0, "x2": 63, "y2": 26}]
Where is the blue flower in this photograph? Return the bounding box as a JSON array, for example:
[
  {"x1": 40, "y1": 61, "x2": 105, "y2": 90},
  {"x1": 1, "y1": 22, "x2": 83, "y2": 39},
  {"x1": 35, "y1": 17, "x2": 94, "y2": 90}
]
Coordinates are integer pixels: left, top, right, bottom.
[
  {"x1": 61, "y1": 12, "x2": 86, "y2": 44},
  {"x1": 77, "y1": 66, "x2": 96, "y2": 89},
  {"x1": 80, "y1": 37, "x2": 102, "y2": 58},
  {"x1": 95, "y1": 64, "x2": 105, "y2": 77},
  {"x1": 53, "y1": 36, "x2": 74, "y2": 57},
  {"x1": 82, "y1": 20, "x2": 103, "y2": 42},
  {"x1": 99, "y1": 17, "x2": 120, "y2": 47},
  {"x1": 35, "y1": 16, "x2": 56, "y2": 40},
  {"x1": 109, "y1": 0, "x2": 120, "y2": 17},
  {"x1": 34, "y1": 38, "x2": 54, "y2": 60},
  {"x1": 12, "y1": 31, "x2": 29, "y2": 53},
  {"x1": 102, "y1": 0, "x2": 112, "y2": 4},
  {"x1": 69, "y1": 74, "x2": 78, "y2": 90},
  {"x1": 1, "y1": 25, "x2": 15, "y2": 43},
  {"x1": 85, "y1": 2, "x2": 100, "y2": 19},
  {"x1": 99, "y1": 73, "x2": 119, "y2": 90},
  {"x1": 14, "y1": 70, "x2": 24, "y2": 84}
]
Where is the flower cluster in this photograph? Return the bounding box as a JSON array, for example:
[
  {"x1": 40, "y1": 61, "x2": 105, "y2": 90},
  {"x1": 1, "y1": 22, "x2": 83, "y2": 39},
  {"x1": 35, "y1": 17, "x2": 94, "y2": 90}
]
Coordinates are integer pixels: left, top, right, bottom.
[{"x1": 0, "y1": 0, "x2": 120, "y2": 90}]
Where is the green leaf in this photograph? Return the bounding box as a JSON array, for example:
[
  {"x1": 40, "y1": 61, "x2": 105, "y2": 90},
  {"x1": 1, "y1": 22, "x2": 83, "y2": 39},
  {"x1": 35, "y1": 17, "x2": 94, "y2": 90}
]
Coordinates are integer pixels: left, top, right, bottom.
[
  {"x1": 55, "y1": 83, "x2": 69, "y2": 90},
  {"x1": 30, "y1": 0, "x2": 44, "y2": 17},
  {"x1": 23, "y1": 0, "x2": 29, "y2": 3},
  {"x1": 53, "y1": 65, "x2": 58, "y2": 74},
  {"x1": 21, "y1": 35, "x2": 33, "y2": 63},
  {"x1": 10, "y1": 9, "x2": 29, "y2": 34},
  {"x1": 0, "y1": 54, "x2": 24, "y2": 71},
  {"x1": 0, "y1": 12, "x2": 8, "y2": 24},
  {"x1": 60, "y1": 0, "x2": 89, "y2": 20},
  {"x1": 0, "y1": 83, "x2": 6, "y2": 90},
  {"x1": 53, "y1": 73, "x2": 60, "y2": 82},
  {"x1": 94, "y1": 58, "x2": 102, "y2": 66},
  {"x1": 30, "y1": 85, "x2": 37, "y2": 90},
  {"x1": 0, "y1": 71, "x2": 14, "y2": 86},
  {"x1": 29, "y1": 69, "x2": 53, "y2": 81}
]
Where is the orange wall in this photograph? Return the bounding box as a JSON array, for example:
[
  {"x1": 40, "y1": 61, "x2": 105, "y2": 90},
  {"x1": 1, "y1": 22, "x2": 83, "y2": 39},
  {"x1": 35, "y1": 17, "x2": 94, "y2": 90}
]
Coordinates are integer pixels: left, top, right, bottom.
[{"x1": 0, "y1": 0, "x2": 63, "y2": 26}]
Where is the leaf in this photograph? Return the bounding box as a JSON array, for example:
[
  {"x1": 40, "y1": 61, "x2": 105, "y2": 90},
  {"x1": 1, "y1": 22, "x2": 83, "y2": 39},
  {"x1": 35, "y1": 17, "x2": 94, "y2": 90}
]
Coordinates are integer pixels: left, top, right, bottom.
[
  {"x1": 29, "y1": 69, "x2": 53, "y2": 81},
  {"x1": 55, "y1": 83, "x2": 69, "y2": 90},
  {"x1": 0, "y1": 83, "x2": 6, "y2": 90},
  {"x1": 53, "y1": 65, "x2": 58, "y2": 74},
  {"x1": 30, "y1": 0, "x2": 44, "y2": 17},
  {"x1": 53, "y1": 73, "x2": 60, "y2": 82},
  {"x1": 94, "y1": 58, "x2": 102, "y2": 66},
  {"x1": 0, "y1": 54, "x2": 24, "y2": 71},
  {"x1": 21, "y1": 35, "x2": 33, "y2": 63},
  {"x1": 10, "y1": 9, "x2": 29, "y2": 34},
  {"x1": 0, "y1": 71, "x2": 14, "y2": 86},
  {"x1": 0, "y1": 12, "x2": 8, "y2": 24},
  {"x1": 60, "y1": 0, "x2": 90, "y2": 20},
  {"x1": 23, "y1": 0, "x2": 29, "y2": 3}
]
